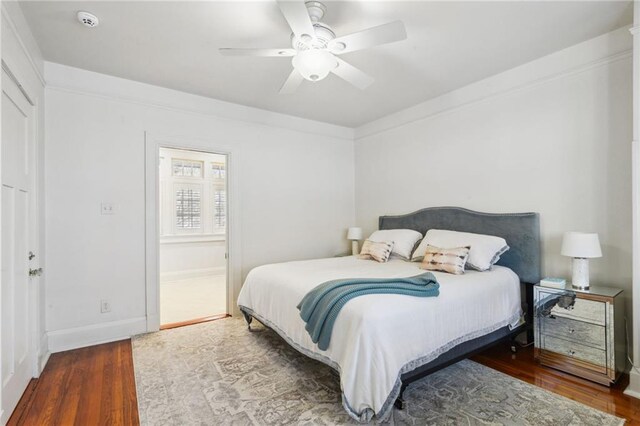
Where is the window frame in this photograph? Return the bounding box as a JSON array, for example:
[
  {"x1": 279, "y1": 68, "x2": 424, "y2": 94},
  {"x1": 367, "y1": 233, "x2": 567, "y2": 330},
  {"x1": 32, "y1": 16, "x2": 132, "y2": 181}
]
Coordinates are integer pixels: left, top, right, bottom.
[
  {"x1": 172, "y1": 158, "x2": 204, "y2": 178},
  {"x1": 159, "y1": 153, "x2": 227, "y2": 242}
]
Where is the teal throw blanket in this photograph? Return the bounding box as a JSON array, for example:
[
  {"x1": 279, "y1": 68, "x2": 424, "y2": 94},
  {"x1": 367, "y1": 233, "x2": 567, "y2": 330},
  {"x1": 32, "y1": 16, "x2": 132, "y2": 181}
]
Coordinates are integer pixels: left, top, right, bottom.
[{"x1": 297, "y1": 273, "x2": 440, "y2": 351}]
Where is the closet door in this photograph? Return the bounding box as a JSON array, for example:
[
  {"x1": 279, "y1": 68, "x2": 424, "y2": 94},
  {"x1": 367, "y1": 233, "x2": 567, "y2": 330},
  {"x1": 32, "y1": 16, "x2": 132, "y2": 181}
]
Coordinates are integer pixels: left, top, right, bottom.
[{"x1": 1, "y1": 69, "x2": 38, "y2": 423}]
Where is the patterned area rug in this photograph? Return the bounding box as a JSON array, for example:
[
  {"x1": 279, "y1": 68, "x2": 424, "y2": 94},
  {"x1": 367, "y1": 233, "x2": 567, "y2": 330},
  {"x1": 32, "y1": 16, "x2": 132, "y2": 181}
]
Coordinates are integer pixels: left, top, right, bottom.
[{"x1": 132, "y1": 317, "x2": 624, "y2": 425}]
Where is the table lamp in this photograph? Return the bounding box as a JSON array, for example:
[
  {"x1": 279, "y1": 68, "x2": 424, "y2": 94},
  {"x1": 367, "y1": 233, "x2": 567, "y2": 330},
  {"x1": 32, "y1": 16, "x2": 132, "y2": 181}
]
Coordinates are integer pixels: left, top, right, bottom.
[
  {"x1": 560, "y1": 232, "x2": 602, "y2": 290},
  {"x1": 347, "y1": 227, "x2": 363, "y2": 255}
]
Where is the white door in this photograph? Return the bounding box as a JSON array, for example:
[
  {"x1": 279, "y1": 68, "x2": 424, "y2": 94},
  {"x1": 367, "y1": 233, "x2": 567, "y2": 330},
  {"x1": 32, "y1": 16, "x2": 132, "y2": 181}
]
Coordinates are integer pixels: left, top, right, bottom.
[{"x1": 1, "y1": 69, "x2": 37, "y2": 423}]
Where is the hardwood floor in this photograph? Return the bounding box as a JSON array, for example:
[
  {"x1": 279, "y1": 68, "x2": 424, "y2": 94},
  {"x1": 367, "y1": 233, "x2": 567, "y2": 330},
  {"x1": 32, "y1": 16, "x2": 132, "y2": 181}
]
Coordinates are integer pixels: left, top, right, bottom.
[
  {"x1": 471, "y1": 341, "x2": 640, "y2": 425},
  {"x1": 7, "y1": 337, "x2": 640, "y2": 425},
  {"x1": 8, "y1": 340, "x2": 139, "y2": 426}
]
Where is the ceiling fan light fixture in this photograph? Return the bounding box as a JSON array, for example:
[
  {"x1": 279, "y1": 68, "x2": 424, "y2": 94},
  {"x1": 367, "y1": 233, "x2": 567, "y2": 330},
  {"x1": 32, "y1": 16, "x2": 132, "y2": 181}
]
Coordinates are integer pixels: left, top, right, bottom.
[
  {"x1": 331, "y1": 41, "x2": 346, "y2": 52},
  {"x1": 292, "y1": 49, "x2": 337, "y2": 82},
  {"x1": 220, "y1": 1, "x2": 407, "y2": 92}
]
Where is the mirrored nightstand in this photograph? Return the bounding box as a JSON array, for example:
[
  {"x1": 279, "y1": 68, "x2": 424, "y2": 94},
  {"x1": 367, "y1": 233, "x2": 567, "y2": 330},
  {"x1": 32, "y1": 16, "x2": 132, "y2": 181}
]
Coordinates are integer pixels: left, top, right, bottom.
[{"x1": 534, "y1": 283, "x2": 624, "y2": 386}]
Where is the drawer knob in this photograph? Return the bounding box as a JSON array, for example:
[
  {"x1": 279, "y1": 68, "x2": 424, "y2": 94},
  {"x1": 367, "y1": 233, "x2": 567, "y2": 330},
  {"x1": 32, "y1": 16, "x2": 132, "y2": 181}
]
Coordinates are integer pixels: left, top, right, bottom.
[
  {"x1": 568, "y1": 350, "x2": 575, "y2": 356},
  {"x1": 569, "y1": 329, "x2": 575, "y2": 334}
]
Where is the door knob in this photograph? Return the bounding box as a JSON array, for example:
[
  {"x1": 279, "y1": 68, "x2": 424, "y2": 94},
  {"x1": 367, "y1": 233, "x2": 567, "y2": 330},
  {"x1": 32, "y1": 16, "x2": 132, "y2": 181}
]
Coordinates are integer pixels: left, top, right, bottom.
[{"x1": 29, "y1": 268, "x2": 43, "y2": 277}]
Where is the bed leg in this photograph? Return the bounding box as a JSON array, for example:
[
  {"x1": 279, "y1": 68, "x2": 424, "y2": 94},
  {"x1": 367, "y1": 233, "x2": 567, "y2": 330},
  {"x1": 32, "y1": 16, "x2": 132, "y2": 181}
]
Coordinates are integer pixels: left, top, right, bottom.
[
  {"x1": 394, "y1": 384, "x2": 407, "y2": 410},
  {"x1": 242, "y1": 311, "x2": 253, "y2": 330},
  {"x1": 510, "y1": 335, "x2": 518, "y2": 353}
]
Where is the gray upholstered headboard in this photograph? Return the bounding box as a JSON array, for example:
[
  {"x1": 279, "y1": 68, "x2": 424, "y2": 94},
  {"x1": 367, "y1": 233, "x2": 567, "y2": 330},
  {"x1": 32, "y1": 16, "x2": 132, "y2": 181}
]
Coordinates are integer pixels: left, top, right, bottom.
[{"x1": 379, "y1": 207, "x2": 541, "y2": 284}]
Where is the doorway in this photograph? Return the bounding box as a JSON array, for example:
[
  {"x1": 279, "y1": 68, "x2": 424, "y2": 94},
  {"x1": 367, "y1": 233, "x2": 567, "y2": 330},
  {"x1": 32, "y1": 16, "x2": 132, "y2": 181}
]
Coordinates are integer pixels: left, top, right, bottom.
[{"x1": 157, "y1": 148, "x2": 228, "y2": 328}]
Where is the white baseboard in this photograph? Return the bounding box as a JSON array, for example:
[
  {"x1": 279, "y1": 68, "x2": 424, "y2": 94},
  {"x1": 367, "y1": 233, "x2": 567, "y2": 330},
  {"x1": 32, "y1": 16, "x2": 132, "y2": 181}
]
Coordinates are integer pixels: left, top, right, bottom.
[
  {"x1": 160, "y1": 267, "x2": 226, "y2": 282},
  {"x1": 47, "y1": 317, "x2": 148, "y2": 353},
  {"x1": 624, "y1": 369, "x2": 640, "y2": 399},
  {"x1": 38, "y1": 332, "x2": 50, "y2": 376},
  {"x1": 39, "y1": 351, "x2": 51, "y2": 375}
]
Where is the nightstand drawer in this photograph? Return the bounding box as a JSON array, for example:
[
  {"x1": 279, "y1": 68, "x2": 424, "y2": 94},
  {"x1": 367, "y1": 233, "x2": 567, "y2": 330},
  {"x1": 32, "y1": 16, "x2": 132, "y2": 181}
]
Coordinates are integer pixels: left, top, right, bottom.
[
  {"x1": 550, "y1": 297, "x2": 605, "y2": 326},
  {"x1": 540, "y1": 335, "x2": 606, "y2": 367},
  {"x1": 540, "y1": 315, "x2": 605, "y2": 349}
]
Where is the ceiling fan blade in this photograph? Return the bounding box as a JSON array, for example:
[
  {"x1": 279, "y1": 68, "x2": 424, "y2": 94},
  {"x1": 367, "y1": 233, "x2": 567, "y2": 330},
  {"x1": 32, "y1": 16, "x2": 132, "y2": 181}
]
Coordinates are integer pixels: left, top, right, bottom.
[
  {"x1": 219, "y1": 48, "x2": 296, "y2": 57},
  {"x1": 279, "y1": 69, "x2": 304, "y2": 94},
  {"x1": 331, "y1": 58, "x2": 374, "y2": 90},
  {"x1": 328, "y1": 21, "x2": 407, "y2": 54},
  {"x1": 277, "y1": 0, "x2": 316, "y2": 43}
]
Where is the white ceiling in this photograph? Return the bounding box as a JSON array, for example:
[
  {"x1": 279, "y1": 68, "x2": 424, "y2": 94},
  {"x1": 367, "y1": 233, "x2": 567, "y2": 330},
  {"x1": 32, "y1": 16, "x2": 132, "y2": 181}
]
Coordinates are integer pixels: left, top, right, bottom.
[{"x1": 20, "y1": 1, "x2": 633, "y2": 127}]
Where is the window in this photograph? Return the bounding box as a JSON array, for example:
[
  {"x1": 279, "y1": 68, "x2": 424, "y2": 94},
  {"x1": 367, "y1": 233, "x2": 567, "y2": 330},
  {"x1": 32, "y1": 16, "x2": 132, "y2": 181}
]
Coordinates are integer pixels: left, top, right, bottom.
[
  {"x1": 211, "y1": 162, "x2": 226, "y2": 180},
  {"x1": 159, "y1": 148, "x2": 227, "y2": 238},
  {"x1": 176, "y1": 188, "x2": 201, "y2": 229},
  {"x1": 173, "y1": 159, "x2": 203, "y2": 177},
  {"x1": 214, "y1": 189, "x2": 226, "y2": 230}
]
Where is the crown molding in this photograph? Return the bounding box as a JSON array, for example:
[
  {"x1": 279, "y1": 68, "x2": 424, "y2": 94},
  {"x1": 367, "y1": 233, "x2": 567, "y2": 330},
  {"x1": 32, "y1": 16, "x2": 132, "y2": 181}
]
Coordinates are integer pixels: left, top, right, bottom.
[
  {"x1": 44, "y1": 62, "x2": 354, "y2": 141},
  {"x1": 355, "y1": 26, "x2": 633, "y2": 140},
  {"x1": 1, "y1": 2, "x2": 45, "y2": 86}
]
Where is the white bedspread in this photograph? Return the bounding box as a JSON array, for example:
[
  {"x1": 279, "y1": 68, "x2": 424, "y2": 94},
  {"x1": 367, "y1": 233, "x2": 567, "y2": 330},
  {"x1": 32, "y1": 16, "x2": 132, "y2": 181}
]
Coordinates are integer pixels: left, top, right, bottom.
[{"x1": 237, "y1": 256, "x2": 522, "y2": 422}]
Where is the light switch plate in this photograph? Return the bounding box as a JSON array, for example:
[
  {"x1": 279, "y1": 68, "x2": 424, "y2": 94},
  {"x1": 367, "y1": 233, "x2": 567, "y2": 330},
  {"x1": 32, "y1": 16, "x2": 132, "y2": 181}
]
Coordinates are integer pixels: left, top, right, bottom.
[{"x1": 101, "y1": 203, "x2": 115, "y2": 215}]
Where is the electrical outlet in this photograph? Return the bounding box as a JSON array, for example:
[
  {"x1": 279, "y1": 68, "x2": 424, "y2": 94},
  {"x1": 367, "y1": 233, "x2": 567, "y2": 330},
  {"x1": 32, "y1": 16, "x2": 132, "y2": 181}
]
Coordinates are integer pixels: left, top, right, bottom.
[{"x1": 100, "y1": 299, "x2": 111, "y2": 313}]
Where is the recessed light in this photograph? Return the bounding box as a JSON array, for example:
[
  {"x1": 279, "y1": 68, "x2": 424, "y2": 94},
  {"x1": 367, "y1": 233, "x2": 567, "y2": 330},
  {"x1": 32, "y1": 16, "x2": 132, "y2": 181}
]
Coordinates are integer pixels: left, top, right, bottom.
[{"x1": 77, "y1": 11, "x2": 99, "y2": 28}]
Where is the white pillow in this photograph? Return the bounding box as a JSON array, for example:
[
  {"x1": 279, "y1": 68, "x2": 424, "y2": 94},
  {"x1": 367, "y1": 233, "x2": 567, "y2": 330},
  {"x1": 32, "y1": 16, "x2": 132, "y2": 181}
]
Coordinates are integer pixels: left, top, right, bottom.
[
  {"x1": 367, "y1": 229, "x2": 423, "y2": 261},
  {"x1": 411, "y1": 229, "x2": 509, "y2": 271}
]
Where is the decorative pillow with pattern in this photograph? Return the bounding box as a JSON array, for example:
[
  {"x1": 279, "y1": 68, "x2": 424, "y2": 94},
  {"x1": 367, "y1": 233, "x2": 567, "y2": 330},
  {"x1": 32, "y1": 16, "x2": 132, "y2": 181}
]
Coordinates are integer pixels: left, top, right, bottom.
[
  {"x1": 358, "y1": 240, "x2": 395, "y2": 263},
  {"x1": 412, "y1": 229, "x2": 509, "y2": 271},
  {"x1": 419, "y1": 244, "x2": 470, "y2": 275}
]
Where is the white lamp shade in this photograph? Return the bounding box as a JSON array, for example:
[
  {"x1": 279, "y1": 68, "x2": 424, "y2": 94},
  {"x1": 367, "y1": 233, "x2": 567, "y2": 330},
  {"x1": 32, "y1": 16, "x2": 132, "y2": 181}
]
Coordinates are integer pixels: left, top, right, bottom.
[
  {"x1": 347, "y1": 227, "x2": 363, "y2": 241},
  {"x1": 292, "y1": 49, "x2": 337, "y2": 82},
  {"x1": 561, "y1": 232, "x2": 602, "y2": 258}
]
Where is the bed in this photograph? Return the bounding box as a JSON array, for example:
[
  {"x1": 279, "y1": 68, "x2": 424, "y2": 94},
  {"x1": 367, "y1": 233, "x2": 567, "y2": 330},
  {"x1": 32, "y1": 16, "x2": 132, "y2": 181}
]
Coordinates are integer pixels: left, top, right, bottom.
[{"x1": 237, "y1": 207, "x2": 541, "y2": 422}]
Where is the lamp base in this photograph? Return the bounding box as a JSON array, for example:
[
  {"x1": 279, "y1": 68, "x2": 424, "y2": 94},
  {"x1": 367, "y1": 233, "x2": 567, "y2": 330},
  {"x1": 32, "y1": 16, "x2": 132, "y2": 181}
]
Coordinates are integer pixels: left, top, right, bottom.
[
  {"x1": 571, "y1": 257, "x2": 590, "y2": 290},
  {"x1": 351, "y1": 240, "x2": 359, "y2": 256}
]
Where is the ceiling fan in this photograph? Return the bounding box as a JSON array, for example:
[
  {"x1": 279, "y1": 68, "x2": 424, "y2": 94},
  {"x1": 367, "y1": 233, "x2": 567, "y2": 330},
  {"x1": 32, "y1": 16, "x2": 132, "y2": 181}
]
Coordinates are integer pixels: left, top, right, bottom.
[{"x1": 219, "y1": 1, "x2": 407, "y2": 93}]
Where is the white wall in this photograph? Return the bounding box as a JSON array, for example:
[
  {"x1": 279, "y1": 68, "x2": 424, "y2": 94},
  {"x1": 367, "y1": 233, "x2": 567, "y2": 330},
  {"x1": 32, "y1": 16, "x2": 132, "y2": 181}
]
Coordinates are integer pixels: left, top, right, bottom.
[
  {"x1": 160, "y1": 241, "x2": 226, "y2": 279},
  {"x1": 355, "y1": 28, "x2": 634, "y2": 321},
  {"x1": 44, "y1": 62, "x2": 355, "y2": 351}
]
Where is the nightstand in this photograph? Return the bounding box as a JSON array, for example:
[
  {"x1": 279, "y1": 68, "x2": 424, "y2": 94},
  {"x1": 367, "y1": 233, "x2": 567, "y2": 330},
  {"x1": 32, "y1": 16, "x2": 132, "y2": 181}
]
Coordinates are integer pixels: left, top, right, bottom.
[{"x1": 534, "y1": 283, "x2": 624, "y2": 386}]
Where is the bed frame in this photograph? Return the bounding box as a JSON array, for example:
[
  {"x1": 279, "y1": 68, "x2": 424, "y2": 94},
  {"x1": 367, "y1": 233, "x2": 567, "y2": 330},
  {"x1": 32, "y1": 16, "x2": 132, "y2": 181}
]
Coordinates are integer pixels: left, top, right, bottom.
[
  {"x1": 242, "y1": 206, "x2": 541, "y2": 412},
  {"x1": 379, "y1": 207, "x2": 541, "y2": 408}
]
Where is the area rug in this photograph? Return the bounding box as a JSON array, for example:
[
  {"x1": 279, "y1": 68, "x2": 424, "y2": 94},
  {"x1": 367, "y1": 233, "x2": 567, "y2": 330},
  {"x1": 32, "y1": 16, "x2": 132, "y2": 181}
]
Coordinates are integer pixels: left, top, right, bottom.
[{"x1": 132, "y1": 317, "x2": 624, "y2": 425}]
